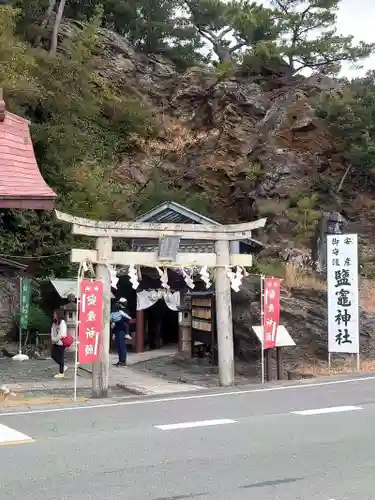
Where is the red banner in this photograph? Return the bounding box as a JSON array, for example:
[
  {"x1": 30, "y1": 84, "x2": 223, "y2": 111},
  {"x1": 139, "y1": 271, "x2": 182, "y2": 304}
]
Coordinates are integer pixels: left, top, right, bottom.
[
  {"x1": 78, "y1": 279, "x2": 103, "y2": 364},
  {"x1": 262, "y1": 277, "x2": 281, "y2": 349}
]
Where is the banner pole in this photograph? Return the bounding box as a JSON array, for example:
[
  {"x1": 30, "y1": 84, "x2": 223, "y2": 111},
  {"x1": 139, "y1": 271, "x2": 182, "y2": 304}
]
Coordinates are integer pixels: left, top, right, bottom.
[
  {"x1": 260, "y1": 275, "x2": 265, "y2": 384},
  {"x1": 18, "y1": 277, "x2": 22, "y2": 356},
  {"x1": 13, "y1": 277, "x2": 30, "y2": 361}
]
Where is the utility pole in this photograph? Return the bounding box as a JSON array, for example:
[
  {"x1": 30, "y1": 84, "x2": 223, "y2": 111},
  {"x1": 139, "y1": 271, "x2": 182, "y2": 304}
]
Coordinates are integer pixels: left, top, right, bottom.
[
  {"x1": 215, "y1": 239, "x2": 235, "y2": 386},
  {"x1": 92, "y1": 236, "x2": 112, "y2": 398}
]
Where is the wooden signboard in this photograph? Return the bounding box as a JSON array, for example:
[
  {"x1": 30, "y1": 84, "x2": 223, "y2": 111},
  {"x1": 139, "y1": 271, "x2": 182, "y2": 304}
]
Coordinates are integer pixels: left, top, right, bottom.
[{"x1": 190, "y1": 291, "x2": 218, "y2": 365}]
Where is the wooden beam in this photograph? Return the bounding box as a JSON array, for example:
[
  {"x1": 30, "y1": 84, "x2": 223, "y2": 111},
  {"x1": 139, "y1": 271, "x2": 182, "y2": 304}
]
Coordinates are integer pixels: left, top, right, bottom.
[
  {"x1": 55, "y1": 210, "x2": 266, "y2": 236},
  {"x1": 232, "y1": 254, "x2": 253, "y2": 267},
  {"x1": 71, "y1": 224, "x2": 257, "y2": 241},
  {"x1": 111, "y1": 251, "x2": 218, "y2": 267},
  {"x1": 70, "y1": 249, "x2": 253, "y2": 267},
  {"x1": 72, "y1": 249, "x2": 98, "y2": 262}
]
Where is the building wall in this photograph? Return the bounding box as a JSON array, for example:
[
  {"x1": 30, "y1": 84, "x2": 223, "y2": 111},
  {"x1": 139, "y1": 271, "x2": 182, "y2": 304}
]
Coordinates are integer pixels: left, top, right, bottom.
[
  {"x1": 132, "y1": 238, "x2": 215, "y2": 253},
  {"x1": 132, "y1": 239, "x2": 241, "y2": 254},
  {"x1": 0, "y1": 276, "x2": 19, "y2": 338}
]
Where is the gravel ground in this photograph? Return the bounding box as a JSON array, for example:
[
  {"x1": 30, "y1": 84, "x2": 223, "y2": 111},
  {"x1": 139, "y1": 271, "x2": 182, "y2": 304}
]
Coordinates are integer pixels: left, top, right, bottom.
[{"x1": 132, "y1": 353, "x2": 265, "y2": 387}]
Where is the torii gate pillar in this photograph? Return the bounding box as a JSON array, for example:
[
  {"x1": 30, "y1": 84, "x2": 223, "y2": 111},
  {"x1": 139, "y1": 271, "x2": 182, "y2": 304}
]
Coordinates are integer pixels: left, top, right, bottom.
[
  {"x1": 215, "y1": 239, "x2": 235, "y2": 385},
  {"x1": 92, "y1": 237, "x2": 112, "y2": 398}
]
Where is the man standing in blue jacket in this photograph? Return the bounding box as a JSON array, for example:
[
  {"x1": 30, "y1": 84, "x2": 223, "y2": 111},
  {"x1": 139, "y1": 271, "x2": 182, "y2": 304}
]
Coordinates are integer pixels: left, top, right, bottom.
[{"x1": 110, "y1": 299, "x2": 132, "y2": 367}]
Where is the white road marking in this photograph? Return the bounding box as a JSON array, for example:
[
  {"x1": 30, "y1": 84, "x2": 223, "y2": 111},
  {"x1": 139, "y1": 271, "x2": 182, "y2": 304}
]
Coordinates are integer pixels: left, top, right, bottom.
[
  {"x1": 292, "y1": 405, "x2": 362, "y2": 416},
  {"x1": 1, "y1": 375, "x2": 375, "y2": 417},
  {"x1": 0, "y1": 423, "x2": 34, "y2": 445},
  {"x1": 155, "y1": 419, "x2": 236, "y2": 430}
]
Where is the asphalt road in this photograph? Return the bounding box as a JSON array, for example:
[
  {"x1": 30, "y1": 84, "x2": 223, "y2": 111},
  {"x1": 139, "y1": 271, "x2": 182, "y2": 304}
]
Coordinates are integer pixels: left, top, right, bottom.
[{"x1": 1, "y1": 376, "x2": 375, "y2": 500}]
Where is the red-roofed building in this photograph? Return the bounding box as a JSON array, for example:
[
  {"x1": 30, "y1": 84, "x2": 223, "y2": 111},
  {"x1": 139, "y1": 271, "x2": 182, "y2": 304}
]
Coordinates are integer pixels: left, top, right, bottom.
[{"x1": 0, "y1": 92, "x2": 56, "y2": 210}]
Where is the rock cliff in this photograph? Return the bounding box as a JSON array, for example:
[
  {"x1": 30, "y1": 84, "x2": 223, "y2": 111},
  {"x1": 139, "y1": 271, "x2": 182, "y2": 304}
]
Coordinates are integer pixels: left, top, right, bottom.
[
  {"x1": 60, "y1": 21, "x2": 375, "y2": 368},
  {"x1": 62, "y1": 21, "x2": 375, "y2": 258}
]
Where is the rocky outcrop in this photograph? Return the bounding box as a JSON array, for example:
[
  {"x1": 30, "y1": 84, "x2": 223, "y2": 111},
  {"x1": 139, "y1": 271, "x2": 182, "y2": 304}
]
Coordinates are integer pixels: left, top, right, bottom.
[
  {"x1": 58, "y1": 22, "x2": 375, "y2": 363},
  {"x1": 232, "y1": 276, "x2": 375, "y2": 366},
  {"x1": 59, "y1": 22, "x2": 371, "y2": 256}
]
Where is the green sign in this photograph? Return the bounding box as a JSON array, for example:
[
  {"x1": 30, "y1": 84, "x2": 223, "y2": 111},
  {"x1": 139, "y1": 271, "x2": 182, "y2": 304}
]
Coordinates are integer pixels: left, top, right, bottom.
[{"x1": 19, "y1": 278, "x2": 31, "y2": 330}]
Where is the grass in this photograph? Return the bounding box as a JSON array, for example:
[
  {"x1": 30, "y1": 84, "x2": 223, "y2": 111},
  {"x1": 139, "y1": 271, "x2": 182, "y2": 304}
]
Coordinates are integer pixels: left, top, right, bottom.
[
  {"x1": 129, "y1": 115, "x2": 211, "y2": 161},
  {"x1": 0, "y1": 394, "x2": 87, "y2": 408},
  {"x1": 252, "y1": 261, "x2": 326, "y2": 291},
  {"x1": 283, "y1": 263, "x2": 326, "y2": 291},
  {"x1": 297, "y1": 358, "x2": 375, "y2": 377}
]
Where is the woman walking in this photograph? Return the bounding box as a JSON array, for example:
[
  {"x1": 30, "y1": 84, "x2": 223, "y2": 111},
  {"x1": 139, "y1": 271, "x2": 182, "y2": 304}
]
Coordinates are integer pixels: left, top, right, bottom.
[{"x1": 51, "y1": 310, "x2": 68, "y2": 378}]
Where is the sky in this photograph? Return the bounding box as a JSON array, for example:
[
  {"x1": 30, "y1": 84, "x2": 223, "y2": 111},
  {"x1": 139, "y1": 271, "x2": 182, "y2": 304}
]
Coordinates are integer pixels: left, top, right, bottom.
[
  {"x1": 194, "y1": 0, "x2": 375, "y2": 77},
  {"x1": 265, "y1": 0, "x2": 375, "y2": 77},
  {"x1": 335, "y1": 0, "x2": 375, "y2": 76}
]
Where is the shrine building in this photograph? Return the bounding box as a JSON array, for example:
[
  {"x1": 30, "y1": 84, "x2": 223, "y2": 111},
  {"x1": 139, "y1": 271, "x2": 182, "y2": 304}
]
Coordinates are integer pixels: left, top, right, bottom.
[{"x1": 115, "y1": 201, "x2": 263, "y2": 357}]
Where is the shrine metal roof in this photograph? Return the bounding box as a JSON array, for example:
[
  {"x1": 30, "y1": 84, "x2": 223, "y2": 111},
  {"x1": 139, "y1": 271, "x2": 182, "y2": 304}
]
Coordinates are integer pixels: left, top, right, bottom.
[
  {"x1": 135, "y1": 201, "x2": 220, "y2": 225},
  {"x1": 133, "y1": 201, "x2": 264, "y2": 253},
  {"x1": 0, "y1": 93, "x2": 57, "y2": 210},
  {"x1": 51, "y1": 279, "x2": 115, "y2": 299}
]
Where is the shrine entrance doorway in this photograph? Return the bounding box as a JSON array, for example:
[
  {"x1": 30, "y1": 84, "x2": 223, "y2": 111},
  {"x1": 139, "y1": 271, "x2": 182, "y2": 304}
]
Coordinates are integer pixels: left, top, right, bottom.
[
  {"x1": 116, "y1": 266, "x2": 186, "y2": 351},
  {"x1": 144, "y1": 299, "x2": 179, "y2": 350}
]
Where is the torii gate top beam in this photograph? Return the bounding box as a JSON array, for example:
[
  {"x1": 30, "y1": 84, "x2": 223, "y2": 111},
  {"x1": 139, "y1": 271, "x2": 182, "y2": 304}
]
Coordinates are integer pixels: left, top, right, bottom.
[{"x1": 55, "y1": 211, "x2": 267, "y2": 241}]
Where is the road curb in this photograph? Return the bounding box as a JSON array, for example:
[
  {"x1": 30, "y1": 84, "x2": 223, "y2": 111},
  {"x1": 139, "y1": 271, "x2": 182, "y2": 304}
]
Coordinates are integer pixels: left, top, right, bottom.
[
  {"x1": 0, "y1": 395, "x2": 88, "y2": 409},
  {"x1": 115, "y1": 382, "x2": 154, "y2": 395}
]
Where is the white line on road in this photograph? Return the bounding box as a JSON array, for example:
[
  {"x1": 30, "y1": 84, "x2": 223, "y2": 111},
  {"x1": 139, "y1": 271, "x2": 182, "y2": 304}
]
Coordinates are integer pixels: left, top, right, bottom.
[
  {"x1": 292, "y1": 405, "x2": 363, "y2": 416},
  {"x1": 155, "y1": 419, "x2": 236, "y2": 430},
  {"x1": 2, "y1": 375, "x2": 375, "y2": 417},
  {"x1": 0, "y1": 423, "x2": 34, "y2": 446}
]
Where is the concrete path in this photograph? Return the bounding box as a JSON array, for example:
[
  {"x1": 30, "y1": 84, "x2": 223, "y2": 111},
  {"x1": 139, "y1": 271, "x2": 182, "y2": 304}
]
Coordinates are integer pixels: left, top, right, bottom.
[
  {"x1": 80, "y1": 345, "x2": 179, "y2": 370},
  {"x1": 113, "y1": 366, "x2": 203, "y2": 395},
  {"x1": 2, "y1": 375, "x2": 375, "y2": 499},
  {"x1": 0, "y1": 347, "x2": 202, "y2": 397},
  {"x1": 0, "y1": 357, "x2": 92, "y2": 393},
  {"x1": 80, "y1": 346, "x2": 203, "y2": 395}
]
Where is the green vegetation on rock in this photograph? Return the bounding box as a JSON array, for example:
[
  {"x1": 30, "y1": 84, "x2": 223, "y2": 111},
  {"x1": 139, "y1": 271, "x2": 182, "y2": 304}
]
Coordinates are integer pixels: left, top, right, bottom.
[
  {"x1": 317, "y1": 71, "x2": 375, "y2": 181},
  {"x1": 286, "y1": 194, "x2": 322, "y2": 244},
  {"x1": 0, "y1": 0, "x2": 375, "y2": 277}
]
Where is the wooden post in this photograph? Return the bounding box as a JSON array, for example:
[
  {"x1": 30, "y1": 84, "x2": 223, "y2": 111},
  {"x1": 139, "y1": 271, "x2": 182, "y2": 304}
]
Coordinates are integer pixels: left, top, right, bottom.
[
  {"x1": 215, "y1": 239, "x2": 235, "y2": 386},
  {"x1": 264, "y1": 349, "x2": 272, "y2": 382},
  {"x1": 276, "y1": 347, "x2": 283, "y2": 380},
  {"x1": 92, "y1": 236, "x2": 112, "y2": 398},
  {"x1": 135, "y1": 309, "x2": 144, "y2": 354}
]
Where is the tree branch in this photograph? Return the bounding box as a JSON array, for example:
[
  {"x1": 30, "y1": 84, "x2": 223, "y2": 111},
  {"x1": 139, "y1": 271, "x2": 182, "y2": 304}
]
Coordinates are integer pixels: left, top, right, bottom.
[
  {"x1": 49, "y1": 0, "x2": 66, "y2": 55},
  {"x1": 219, "y1": 26, "x2": 233, "y2": 39},
  {"x1": 290, "y1": 4, "x2": 314, "y2": 46},
  {"x1": 197, "y1": 26, "x2": 217, "y2": 44},
  {"x1": 273, "y1": 0, "x2": 288, "y2": 14},
  {"x1": 293, "y1": 56, "x2": 346, "y2": 73},
  {"x1": 34, "y1": 0, "x2": 57, "y2": 47},
  {"x1": 301, "y1": 4, "x2": 312, "y2": 20},
  {"x1": 229, "y1": 40, "x2": 246, "y2": 53},
  {"x1": 337, "y1": 165, "x2": 351, "y2": 192},
  {"x1": 297, "y1": 22, "x2": 327, "y2": 38}
]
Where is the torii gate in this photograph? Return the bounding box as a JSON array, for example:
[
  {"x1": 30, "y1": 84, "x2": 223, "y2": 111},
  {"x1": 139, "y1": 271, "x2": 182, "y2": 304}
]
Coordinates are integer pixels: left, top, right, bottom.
[{"x1": 56, "y1": 210, "x2": 266, "y2": 397}]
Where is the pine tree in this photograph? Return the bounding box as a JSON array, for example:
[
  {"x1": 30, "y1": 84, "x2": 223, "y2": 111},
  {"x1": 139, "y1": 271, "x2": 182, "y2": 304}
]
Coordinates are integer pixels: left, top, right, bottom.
[
  {"x1": 186, "y1": 0, "x2": 278, "y2": 62},
  {"x1": 271, "y1": 0, "x2": 375, "y2": 75}
]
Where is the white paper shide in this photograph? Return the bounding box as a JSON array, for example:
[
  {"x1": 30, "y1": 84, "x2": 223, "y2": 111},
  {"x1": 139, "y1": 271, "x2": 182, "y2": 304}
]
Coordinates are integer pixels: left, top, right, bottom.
[{"x1": 327, "y1": 234, "x2": 359, "y2": 354}]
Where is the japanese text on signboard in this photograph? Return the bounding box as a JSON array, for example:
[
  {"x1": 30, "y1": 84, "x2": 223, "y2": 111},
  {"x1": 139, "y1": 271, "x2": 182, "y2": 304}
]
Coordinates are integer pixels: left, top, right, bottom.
[
  {"x1": 78, "y1": 279, "x2": 103, "y2": 364},
  {"x1": 327, "y1": 234, "x2": 359, "y2": 354},
  {"x1": 263, "y1": 277, "x2": 281, "y2": 349}
]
